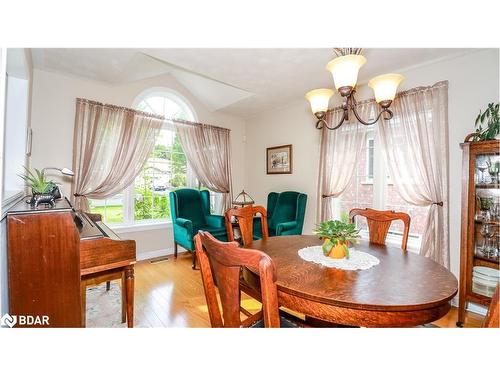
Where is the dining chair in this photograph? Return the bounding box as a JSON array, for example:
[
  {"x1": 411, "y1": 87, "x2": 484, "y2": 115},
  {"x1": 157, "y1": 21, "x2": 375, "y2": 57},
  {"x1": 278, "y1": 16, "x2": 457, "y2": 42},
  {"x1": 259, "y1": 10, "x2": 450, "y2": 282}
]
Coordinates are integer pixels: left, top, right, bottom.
[
  {"x1": 225, "y1": 205, "x2": 269, "y2": 246},
  {"x1": 483, "y1": 284, "x2": 499, "y2": 328},
  {"x1": 194, "y1": 231, "x2": 299, "y2": 328},
  {"x1": 349, "y1": 208, "x2": 411, "y2": 250}
]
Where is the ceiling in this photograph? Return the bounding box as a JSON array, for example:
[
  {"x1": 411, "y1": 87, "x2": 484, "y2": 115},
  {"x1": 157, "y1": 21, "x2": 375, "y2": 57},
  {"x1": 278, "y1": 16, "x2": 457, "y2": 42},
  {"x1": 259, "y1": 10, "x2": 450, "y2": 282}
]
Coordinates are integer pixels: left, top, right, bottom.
[{"x1": 31, "y1": 48, "x2": 475, "y2": 118}]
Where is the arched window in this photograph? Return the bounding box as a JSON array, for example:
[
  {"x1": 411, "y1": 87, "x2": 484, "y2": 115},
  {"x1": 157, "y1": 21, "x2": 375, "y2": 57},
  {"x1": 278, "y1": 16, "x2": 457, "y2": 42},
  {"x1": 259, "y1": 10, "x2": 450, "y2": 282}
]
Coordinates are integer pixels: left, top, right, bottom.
[
  {"x1": 133, "y1": 88, "x2": 196, "y2": 122},
  {"x1": 90, "y1": 88, "x2": 197, "y2": 227}
]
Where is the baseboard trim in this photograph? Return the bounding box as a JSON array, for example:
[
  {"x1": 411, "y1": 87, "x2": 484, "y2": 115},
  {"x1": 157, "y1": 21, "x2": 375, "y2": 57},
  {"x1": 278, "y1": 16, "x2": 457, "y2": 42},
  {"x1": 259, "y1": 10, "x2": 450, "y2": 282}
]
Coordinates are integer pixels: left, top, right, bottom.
[{"x1": 137, "y1": 247, "x2": 187, "y2": 261}]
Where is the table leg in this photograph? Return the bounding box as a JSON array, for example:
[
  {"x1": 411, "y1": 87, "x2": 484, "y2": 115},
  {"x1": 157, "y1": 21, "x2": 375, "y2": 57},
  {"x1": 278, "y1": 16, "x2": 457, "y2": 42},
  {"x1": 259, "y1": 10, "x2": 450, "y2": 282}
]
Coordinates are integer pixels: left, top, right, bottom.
[
  {"x1": 121, "y1": 272, "x2": 126, "y2": 324},
  {"x1": 124, "y1": 266, "x2": 134, "y2": 328}
]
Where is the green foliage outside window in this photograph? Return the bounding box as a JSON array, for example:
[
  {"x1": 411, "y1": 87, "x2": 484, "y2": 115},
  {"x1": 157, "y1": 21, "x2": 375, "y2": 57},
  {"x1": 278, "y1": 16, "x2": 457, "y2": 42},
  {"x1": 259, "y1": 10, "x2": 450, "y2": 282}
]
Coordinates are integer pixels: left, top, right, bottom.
[{"x1": 134, "y1": 173, "x2": 170, "y2": 221}]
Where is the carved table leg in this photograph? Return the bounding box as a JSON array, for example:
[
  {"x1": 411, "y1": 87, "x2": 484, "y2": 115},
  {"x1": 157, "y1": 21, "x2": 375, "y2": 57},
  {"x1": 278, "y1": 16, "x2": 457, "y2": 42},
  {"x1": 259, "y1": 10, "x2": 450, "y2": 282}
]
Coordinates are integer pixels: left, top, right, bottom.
[{"x1": 124, "y1": 266, "x2": 135, "y2": 328}]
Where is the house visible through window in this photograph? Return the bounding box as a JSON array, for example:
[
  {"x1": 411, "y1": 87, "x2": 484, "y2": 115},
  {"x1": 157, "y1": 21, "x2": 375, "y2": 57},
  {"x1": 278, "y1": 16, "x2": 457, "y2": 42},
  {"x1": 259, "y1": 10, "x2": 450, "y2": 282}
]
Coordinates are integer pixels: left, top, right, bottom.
[
  {"x1": 89, "y1": 89, "x2": 197, "y2": 227},
  {"x1": 333, "y1": 117, "x2": 428, "y2": 251}
]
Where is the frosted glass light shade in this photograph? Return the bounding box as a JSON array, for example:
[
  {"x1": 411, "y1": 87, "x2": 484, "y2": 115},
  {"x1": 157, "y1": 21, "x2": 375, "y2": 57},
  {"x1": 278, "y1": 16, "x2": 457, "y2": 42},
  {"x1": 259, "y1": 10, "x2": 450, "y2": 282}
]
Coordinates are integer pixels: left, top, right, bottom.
[
  {"x1": 368, "y1": 73, "x2": 404, "y2": 103},
  {"x1": 305, "y1": 88, "x2": 334, "y2": 114},
  {"x1": 326, "y1": 54, "x2": 367, "y2": 90}
]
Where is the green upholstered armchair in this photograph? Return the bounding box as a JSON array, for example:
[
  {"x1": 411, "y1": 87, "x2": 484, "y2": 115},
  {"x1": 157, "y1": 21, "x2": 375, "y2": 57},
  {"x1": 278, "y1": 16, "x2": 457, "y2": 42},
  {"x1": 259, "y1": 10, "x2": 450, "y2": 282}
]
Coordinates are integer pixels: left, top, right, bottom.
[
  {"x1": 170, "y1": 188, "x2": 227, "y2": 269},
  {"x1": 254, "y1": 191, "x2": 307, "y2": 238}
]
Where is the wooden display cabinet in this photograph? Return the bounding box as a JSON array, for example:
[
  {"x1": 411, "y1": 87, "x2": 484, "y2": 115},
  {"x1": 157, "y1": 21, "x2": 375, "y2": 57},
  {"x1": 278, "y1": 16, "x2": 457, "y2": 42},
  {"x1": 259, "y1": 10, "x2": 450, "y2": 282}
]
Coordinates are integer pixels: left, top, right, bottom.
[{"x1": 458, "y1": 139, "x2": 500, "y2": 326}]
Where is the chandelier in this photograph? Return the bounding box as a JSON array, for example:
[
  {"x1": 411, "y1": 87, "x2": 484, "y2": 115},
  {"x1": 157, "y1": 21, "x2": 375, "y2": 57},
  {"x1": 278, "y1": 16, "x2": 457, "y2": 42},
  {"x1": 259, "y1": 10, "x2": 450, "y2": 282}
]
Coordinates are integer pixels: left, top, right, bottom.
[{"x1": 305, "y1": 48, "x2": 404, "y2": 130}]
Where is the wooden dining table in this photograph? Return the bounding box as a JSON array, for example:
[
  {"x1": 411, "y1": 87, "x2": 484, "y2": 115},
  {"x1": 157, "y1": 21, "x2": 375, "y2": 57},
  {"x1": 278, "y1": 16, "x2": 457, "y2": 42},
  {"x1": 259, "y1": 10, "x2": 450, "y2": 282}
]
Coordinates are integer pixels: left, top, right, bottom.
[{"x1": 246, "y1": 235, "x2": 458, "y2": 327}]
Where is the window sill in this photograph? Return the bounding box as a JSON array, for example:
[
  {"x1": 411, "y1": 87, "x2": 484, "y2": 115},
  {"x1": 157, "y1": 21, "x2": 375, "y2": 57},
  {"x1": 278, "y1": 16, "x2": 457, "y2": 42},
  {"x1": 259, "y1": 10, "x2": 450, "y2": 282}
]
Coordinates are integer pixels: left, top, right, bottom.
[{"x1": 109, "y1": 220, "x2": 172, "y2": 234}]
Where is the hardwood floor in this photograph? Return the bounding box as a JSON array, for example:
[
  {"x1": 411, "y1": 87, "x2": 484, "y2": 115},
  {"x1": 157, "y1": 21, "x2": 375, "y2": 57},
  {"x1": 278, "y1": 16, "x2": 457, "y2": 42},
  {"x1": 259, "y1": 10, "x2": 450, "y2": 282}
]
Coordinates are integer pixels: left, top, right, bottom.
[{"x1": 109, "y1": 251, "x2": 485, "y2": 328}]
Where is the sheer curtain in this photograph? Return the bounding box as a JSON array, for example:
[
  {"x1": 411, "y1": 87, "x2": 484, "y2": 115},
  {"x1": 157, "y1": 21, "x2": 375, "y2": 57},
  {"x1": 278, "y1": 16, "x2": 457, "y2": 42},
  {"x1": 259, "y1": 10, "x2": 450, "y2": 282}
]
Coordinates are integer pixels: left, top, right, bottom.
[
  {"x1": 173, "y1": 120, "x2": 233, "y2": 212},
  {"x1": 316, "y1": 102, "x2": 374, "y2": 222},
  {"x1": 71, "y1": 98, "x2": 163, "y2": 211},
  {"x1": 378, "y1": 81, "x2": 449, "y2": 268}
]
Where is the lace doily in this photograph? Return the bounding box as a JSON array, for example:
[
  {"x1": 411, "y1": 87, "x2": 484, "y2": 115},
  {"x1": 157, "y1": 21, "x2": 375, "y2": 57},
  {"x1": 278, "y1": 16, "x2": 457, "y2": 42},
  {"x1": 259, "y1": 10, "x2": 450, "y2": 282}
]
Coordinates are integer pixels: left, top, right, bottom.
[{"x1": 298, "y1": 246, "x2": 380, "y2": 270}]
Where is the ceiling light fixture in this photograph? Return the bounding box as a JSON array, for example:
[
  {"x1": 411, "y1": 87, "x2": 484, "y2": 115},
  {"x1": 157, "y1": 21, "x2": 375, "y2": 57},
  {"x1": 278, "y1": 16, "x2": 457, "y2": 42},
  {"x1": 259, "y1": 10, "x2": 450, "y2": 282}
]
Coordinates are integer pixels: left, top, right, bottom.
[{"x1": 305, "y1": 48, "x2": 404, "y2": 130}]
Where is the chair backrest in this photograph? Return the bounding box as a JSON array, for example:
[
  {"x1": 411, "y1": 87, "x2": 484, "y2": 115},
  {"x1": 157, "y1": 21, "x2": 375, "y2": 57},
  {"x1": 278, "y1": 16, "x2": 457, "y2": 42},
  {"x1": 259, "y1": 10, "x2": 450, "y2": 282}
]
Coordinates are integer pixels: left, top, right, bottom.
[
  {"x1": 267, "y1": 191, "x2": 307, "y2": 229},
  {"x1": 194, "y1": 231, "x2": 280, "y2": 328},
  {"x1": 349, "y1": 208, "x2": 411, "y2": 250},
  {"x1": 170, "y1": 188, "x2": 210, "y2": 227},
  {"x1": 483, "y1": 284, "x2": 499, "y2": 328},
  {"x1": 225, "y1": 205, "x2": 269, "y2": 246}
]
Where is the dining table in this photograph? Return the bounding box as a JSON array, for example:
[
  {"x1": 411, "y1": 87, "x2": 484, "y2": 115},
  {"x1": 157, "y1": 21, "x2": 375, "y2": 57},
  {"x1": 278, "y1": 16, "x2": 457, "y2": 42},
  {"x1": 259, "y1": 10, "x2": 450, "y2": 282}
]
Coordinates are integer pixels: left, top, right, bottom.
[{"x1": 246, "y1": 235, "x2": 458, "y2": 327}]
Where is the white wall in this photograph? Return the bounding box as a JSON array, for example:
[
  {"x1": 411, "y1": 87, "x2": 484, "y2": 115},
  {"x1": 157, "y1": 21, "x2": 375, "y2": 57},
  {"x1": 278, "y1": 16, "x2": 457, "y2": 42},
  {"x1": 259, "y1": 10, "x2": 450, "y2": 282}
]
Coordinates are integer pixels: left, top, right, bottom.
[
  {"x1": 244, "y1": 48, "x2": 500, "y2": 281},
  {"x1": 30, "y1": 69, "x2": 246, "y2": 258}
]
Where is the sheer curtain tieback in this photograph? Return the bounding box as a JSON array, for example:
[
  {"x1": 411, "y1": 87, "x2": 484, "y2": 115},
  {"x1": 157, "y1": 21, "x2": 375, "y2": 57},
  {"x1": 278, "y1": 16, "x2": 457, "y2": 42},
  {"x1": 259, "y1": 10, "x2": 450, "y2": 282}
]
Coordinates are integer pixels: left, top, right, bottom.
[
  {"x1": 379, "y1": 81, "x2": 449, "y2": 268},
  {"x1": 71, "y1": 98, "x2": 163, "y2": 211}
]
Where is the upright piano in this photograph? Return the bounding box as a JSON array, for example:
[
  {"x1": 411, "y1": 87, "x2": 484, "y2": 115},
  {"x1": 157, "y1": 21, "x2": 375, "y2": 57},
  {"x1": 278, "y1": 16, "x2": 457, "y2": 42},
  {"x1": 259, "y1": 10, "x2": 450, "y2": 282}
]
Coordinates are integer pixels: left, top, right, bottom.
[{"x1": 6, "y1": 197, "x2": 136, "y2": 327}]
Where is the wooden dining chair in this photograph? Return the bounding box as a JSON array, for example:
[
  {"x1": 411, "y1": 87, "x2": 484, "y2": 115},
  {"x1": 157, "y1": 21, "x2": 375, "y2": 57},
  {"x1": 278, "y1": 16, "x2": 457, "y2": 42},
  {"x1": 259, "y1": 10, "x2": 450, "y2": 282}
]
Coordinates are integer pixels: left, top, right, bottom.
[
  {"x1": 194, "y1": 231, "x2": 298, "y2": 328},
  {"x1": 483, "y1": 284, "x2": 499, "y2": 328},
  {"x1": 225, "y1": 205, "x2": 269, "y2": 246},
  {"x1": 349, "y1": 208, "x2": 411, "y2": 250}
]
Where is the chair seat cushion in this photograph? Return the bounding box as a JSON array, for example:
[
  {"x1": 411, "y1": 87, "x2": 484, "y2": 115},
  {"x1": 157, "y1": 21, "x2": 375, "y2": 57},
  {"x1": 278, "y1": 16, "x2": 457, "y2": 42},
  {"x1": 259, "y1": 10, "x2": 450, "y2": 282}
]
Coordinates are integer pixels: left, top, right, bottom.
[{"x1": 194, "y1": 226, "x2": 226, "y2": 236}]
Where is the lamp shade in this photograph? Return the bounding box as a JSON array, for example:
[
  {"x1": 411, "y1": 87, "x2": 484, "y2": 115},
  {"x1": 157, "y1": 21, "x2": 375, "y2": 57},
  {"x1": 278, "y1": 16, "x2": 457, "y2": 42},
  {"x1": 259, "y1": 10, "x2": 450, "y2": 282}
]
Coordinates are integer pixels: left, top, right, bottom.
[
  {"x1": 326, "y1": 54, "x2": 366, "y2": 90},
  {"x1": 60, "y1": 167, "x2": 75, "y2": 176},
  {"x1": 368, "y1": 73, "x2": 404, "y2": 103},
  {"x1": 305, "y1": 88, "x2": 334, "y2": 114},
  {"x1": 232, "y1": 190, "x2": 255, "y2": 206}
]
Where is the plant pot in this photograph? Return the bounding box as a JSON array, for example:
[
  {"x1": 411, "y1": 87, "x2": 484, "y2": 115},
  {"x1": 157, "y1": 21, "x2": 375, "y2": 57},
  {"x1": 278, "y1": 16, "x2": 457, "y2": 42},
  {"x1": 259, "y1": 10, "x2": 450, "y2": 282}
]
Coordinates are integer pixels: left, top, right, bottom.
[
  {"x1": 322, "y1": 239, "x2": 348, "y2": 259},
  {"x1": 28, "y1": 192, "x2": 56, "y2": 208}
]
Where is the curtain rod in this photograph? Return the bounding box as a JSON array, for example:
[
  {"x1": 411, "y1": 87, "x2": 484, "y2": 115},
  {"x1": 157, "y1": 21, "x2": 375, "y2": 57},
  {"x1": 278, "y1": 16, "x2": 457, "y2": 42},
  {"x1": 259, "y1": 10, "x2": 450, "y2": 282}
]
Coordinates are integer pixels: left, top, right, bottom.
[
  {"x1": 327, "y1": 80, "x2": 449, "y2": 114},
  {"x1": 76, "y1": 97, "x2": 231, "y2": 132}
]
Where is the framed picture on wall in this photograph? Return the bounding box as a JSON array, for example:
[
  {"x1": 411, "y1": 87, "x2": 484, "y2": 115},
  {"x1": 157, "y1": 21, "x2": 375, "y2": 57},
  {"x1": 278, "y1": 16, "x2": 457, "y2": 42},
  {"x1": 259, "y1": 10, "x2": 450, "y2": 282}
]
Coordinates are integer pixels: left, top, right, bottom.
[{"x1": 266, "y1": 144, "x2": 292, "y2": 174}]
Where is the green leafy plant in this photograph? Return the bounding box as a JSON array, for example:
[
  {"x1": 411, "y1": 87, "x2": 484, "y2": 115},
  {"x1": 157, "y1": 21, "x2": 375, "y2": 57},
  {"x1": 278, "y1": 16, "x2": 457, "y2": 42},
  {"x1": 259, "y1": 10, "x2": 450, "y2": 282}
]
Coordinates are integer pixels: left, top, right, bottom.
[
  {"x1": 19, "y1": 167, "x2": 56, "y2": 194},
  {"x1": 473, "y1": 103, "x2": 499, "y2": 141},
  {"x1": 313, "y1": 213, "x2": 361, "y2": 256}
]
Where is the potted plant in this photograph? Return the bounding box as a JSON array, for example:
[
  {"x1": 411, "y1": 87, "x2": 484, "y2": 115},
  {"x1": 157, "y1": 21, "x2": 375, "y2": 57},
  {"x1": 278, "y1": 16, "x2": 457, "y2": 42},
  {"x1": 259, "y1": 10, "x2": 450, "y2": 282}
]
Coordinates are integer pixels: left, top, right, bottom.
[
  {"x1": 19, "y1": 167, "x2": 57, "y2": 207},
  {"x1": 472, "y1": 103, "x2": 500, "y2": 141},
  {"x1": 313, "y1": 214, "x2": 361, "y2": 259}
]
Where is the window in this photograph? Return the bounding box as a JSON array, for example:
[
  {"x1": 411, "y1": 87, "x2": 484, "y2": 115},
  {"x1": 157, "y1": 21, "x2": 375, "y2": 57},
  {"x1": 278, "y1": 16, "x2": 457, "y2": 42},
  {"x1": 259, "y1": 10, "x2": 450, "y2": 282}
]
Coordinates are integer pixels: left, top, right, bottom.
[
  {"x1": 2, "y1": 49, "x2": 30, "y2": 208},
  {"x1": 89, "y1": 89, "x2": 197, "y2": 228},
  {"x1": 333, "y1": 118, "x2": 428, "y2": 251}
]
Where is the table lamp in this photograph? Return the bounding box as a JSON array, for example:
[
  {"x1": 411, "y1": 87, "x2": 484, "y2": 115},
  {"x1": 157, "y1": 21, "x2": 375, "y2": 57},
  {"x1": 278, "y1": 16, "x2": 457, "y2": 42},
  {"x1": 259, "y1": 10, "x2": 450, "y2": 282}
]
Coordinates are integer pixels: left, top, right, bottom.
[{"x1": 232, "y1": 190, "x2": 255, "y2": 207}]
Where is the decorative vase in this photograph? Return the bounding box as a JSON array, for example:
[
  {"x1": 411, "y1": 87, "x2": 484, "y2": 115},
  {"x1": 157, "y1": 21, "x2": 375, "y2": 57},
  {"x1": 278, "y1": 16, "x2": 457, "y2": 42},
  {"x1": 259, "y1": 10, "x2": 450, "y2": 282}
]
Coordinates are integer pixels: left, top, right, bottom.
[{"x1": 322, "y1": 238, "x2": 348, "y2": 259}]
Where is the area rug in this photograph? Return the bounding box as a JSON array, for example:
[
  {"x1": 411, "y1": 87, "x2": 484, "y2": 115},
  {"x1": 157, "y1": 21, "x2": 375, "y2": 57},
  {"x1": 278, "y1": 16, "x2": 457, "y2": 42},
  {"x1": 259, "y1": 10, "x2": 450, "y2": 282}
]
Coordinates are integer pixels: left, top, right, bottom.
[{"x1": 86, "y1": 281, "x2": 126, "y2": 328}]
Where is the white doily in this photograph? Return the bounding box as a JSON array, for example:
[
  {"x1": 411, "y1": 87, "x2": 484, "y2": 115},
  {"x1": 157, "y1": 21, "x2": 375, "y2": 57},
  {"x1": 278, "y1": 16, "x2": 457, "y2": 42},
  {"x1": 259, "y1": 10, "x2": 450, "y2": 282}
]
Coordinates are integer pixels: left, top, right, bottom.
[{"x1": 298, "y1": 246, "x2": 380, "y2": 270}]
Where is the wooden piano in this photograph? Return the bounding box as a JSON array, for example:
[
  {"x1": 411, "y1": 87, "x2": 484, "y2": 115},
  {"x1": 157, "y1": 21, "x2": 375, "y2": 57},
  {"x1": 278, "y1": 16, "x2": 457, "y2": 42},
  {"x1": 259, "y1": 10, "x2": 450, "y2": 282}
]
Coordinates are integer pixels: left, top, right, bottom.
[{"x1": 6, "y1": 197, "x2": 136, "y2": 327}]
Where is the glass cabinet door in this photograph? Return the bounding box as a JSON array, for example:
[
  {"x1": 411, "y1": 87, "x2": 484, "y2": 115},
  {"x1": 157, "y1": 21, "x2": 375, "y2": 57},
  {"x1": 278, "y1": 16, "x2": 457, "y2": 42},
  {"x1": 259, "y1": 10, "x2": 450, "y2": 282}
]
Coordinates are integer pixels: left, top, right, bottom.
[{"x1": 473, "y1": 152, "x2": 500, "y2": 297}]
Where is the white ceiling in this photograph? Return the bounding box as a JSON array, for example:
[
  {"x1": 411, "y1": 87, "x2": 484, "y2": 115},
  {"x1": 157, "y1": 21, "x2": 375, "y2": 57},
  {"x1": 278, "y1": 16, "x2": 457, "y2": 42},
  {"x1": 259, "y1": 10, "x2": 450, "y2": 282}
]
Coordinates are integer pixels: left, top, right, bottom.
[{"x1": 32, "y1": 48, "x2": 475, "y2": 118}]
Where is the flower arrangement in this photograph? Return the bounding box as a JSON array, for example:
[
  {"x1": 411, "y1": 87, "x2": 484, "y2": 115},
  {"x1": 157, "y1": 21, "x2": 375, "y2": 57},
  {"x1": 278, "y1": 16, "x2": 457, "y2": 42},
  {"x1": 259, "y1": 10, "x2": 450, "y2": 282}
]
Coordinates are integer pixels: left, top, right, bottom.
[{"x1": 313, "y1": 213, "x2": 361, "y2": 259}]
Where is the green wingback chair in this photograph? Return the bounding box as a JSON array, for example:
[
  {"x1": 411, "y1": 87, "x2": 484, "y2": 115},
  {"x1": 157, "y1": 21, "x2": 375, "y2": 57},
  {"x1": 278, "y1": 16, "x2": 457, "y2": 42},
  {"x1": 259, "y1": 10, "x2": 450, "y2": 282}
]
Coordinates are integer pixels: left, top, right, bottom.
[
  {"x1": 170, "y1": 188, "x2": 227, "y2": 269},
  {"x1": 254, "y1": 191, "x2": 307, "y2": 238}
]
